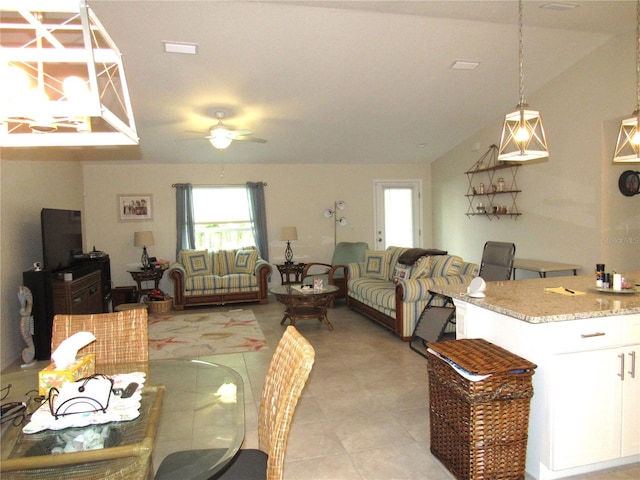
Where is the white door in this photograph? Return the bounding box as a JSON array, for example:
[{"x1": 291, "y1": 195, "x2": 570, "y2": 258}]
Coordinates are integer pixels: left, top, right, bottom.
[{"x1": 374, "y1": 180, "x2": 421, "y2": 250}]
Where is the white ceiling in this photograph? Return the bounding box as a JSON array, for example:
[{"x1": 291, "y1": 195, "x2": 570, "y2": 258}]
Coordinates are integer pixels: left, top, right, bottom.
[{"x1": 5, "y1": 1, "x2": 638, "y2": 164}]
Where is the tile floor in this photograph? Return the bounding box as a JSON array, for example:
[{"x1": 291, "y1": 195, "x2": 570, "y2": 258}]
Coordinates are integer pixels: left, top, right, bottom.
[
  {"x1": 2, "y1": 299, "x2": 638, "y2": 479},
  {"x1": 151, "y1": 299, "x2": 640, "y2": 480}
]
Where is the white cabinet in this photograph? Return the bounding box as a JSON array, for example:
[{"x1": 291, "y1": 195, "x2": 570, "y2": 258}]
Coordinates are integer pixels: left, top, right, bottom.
[
  {"x1": 550, "y1": 347, "x2": 625, "y2": 469},
  {"x1": 453, "y1": 300, "x2": 640, "y2": 479}
]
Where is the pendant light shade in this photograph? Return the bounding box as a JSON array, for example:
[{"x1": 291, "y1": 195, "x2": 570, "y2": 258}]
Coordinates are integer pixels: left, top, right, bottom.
[
  {"x1": 613, "y1": 0, "x2": 640, "y2": 163},
  {"x1": 498, "y1": 0, "x2": 549, "y2": 162}
]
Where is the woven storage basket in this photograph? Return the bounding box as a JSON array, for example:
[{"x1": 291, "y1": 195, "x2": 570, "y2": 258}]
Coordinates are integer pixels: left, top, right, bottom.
[
  {"x1": 145, "y1": 298, "x2": 172, "y2": 313},
  {"x1": 427, "y1": 338, "x2": 536, "y2": 480}
]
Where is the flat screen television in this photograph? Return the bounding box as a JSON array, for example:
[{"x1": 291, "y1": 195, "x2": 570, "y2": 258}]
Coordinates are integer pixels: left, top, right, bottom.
[{"x1": 41, "y1": 208, "x2": 83, "y2": 272}]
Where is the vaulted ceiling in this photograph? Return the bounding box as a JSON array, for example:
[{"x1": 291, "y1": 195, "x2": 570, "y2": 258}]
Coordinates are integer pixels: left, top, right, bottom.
[{"x1": 4, "y1": 1, "x2": 636, "y2": 164}]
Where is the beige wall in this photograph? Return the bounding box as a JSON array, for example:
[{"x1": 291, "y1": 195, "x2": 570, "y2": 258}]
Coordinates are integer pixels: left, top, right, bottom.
[
  {"x1": 81, "y1": 163, "x2": 433, "y2": 293},
  {"x1": 432, "y1": 31, "x2": 640, "y2": 274},
  {"x1": 1, "y1": 158, "x2": 84, "y2": 368}
]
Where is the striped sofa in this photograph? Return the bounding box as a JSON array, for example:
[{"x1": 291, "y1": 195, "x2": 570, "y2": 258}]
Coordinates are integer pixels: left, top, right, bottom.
[
  {"x1": 346, "y1": 247, "x2": 478, "y2": 340},
  {"x1": 169, "y1": 248, "x2": 272, "y2": 310}
]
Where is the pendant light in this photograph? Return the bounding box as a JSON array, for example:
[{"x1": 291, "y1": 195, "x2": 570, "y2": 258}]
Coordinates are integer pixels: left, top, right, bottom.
[
  {"x1": 498, "y1": 0, "x2": 549, "y2": 162},
  {"x1": 613, "y1": 0, "x2": 640, "y2": 163}
]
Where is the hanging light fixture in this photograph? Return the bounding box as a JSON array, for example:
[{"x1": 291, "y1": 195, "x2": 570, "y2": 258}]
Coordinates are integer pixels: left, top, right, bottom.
[
  {"x1": 498, "y1": 0, "x2": 549, "y2": 162},
  {"x1": 613, "y1": 0, "x2": 640, "y2": 163},
  {"x1": 0, "y1": 0, "x2": 138, "y2": 147}
]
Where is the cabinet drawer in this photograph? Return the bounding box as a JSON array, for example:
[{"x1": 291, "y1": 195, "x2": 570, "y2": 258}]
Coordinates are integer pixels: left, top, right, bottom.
[{"x1": 552, "y1": 316, "x2": 623, "y2": 353}]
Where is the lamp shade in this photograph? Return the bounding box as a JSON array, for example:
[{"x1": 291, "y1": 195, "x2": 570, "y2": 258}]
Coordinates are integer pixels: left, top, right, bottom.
[
  {"x1": 134, "y1": 231, "x2": 155, "y2": 247},
  {"x1": 280, "y1": 227, "x2": 298, "y2": 241}
]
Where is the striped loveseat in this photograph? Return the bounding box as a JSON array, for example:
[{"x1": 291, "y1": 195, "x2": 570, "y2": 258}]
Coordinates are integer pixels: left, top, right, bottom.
[
  {"x1": 169, "y1": 248, "x2": 272, "y2": 310},
  {"x1": 346, "y1": 247, "x2": 478, "y2": 340}
]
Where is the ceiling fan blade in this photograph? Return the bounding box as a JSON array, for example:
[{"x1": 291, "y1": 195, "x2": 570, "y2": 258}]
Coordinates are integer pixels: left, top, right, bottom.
[
  {"x1": 234, "y1": 136, "x2": 267, "y2": 144},
  {"x1": 227, "y1": 129, "x2": 252, "y2": 139},
  {"x1": 184, "y1": 129, "x2": 210, "y2": 135}
]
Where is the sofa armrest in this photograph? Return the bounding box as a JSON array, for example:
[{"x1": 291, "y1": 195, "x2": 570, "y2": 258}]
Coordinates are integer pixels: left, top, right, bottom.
[
  {"x1": 346, "y1": 262, "x2": 364, "y2": 280},
  {"x1": 169, "y1": 262, "x2": 187, "y2": 308},
  {"x1": 398, "y1": 274, "x2": 476, "y2": 303},
  {"x1": 255, "y1": 259, "x2": 272, "y2": 277}
]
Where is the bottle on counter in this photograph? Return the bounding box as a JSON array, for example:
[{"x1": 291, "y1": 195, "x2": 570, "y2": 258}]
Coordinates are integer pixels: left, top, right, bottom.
[{"x1": 596, "y1": 263, "x2": 605, "y2": 288}]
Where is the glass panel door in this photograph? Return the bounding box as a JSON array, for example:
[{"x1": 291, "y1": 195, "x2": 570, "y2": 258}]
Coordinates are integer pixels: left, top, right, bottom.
[{"x1": 374, "y1": 180, "x2": 421, "y2": 250}]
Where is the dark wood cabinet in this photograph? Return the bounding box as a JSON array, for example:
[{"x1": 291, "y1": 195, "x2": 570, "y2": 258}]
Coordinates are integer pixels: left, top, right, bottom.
[{"x1": 52, "y1": 270, "x2": 103, "y2": 315}]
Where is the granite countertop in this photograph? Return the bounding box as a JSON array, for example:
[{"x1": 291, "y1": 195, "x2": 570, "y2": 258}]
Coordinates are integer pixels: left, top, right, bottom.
[{"x1": 428, "y1": 272, "x2": 640, "y2": 324}]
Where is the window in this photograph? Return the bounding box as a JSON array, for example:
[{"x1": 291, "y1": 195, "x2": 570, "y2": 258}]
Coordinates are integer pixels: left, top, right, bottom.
[{"x1": 193, "y1": 187, "x2": 256, "y2": 250}]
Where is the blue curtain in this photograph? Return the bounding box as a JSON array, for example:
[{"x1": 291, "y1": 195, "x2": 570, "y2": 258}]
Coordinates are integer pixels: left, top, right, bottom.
[
  {"x1": 246, "y1": 181, "x2": 269, "y2": 261},
  {"x1": 174, "y1": 183, "x2": 195, "y2": 259}
]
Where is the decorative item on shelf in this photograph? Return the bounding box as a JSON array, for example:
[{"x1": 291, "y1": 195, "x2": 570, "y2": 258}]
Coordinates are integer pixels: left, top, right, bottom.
[
  {"x1": 498, "y1": 177, "x2": 505, "y2": 192},
  {"x1": 498, "y1": 0, "x2": 549, "y2": 162},
  {"x1": 324, "y1": 200, "x2": 347, "y2": 245},
  {"x1": 280, "y1": 226, "x2": 298, "y2": 265},
  {"x1": 479, "y1": 183, "x2": 485, "y2": 194},
  {"x1": 613, "y1": 0, "x2": 640, "y2": 163},
  {"x1": 133, "y1": 231, "x2": 155, "y2": 270},
  {"x1": 0, "y1": 1, "x2": 138, "y2": 147}
]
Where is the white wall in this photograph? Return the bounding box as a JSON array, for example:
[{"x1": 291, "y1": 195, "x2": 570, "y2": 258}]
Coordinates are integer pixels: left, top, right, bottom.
[
  {"x1": 432, "y1": 31, "x2": 640, "y2": 274},
  {"x1": 0, "y1": 158, "x2": 84, "y2": 368},
  {"x1": 82, "y1": 162, "x2": 433, "y2": 295}
]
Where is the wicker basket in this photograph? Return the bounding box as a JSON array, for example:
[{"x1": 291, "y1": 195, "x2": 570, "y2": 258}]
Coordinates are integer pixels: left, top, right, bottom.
[
  {"x1": 145, "y1": 298, "x2": 172, "y2": 313},
  {"x1": 427, "y1": 338, "x2": 536, "y2": 480}
]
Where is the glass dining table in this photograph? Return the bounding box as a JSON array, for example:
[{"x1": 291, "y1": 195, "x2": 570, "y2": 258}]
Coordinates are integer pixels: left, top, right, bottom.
[{"x1": 0, "y1": 359, "x2": 245, "y2": 480}]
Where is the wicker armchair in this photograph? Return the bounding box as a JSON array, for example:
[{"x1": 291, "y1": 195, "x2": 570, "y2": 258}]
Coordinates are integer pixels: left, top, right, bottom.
[
  {"x1": 51, "y1": 308, "x2": 149, "y2": 369},
  {"x1": 155, "y1": 326, "x2": 315, "y2": 480}
]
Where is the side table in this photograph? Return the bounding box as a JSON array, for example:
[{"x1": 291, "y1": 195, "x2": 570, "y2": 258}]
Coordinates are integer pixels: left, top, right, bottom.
[
  {"x1": 276, "y1": 263, "x2": 306, "y2": 285},
  {"x1": 128, "y1": 269, "x2": 166, "y2": 301}
]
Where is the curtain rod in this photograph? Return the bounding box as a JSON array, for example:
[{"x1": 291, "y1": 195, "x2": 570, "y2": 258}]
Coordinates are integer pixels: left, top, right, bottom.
[{"x1": 171, "y1": 182, "x2": 268, "y2": 187}]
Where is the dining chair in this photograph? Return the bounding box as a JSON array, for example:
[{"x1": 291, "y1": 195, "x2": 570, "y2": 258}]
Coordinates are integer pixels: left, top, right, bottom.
[
  {"x1": 51, "y1": 307, "x2": 149, "y2": 367},
  {"x1": 155, "y1": 325, "x2": 315, "y2": 480}
]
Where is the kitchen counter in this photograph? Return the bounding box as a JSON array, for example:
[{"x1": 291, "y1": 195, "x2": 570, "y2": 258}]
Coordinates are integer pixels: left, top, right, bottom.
[
  {"x1": 431, "y1": 272, "x2": 640, "y2": 480},
  {"x1": 428, "y1": 272, "x2": 640, "y2": 323}
]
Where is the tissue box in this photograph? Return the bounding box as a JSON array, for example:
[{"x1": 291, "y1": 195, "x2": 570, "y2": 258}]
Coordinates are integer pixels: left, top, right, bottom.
[{"x1": 38, "y1": 354, "x2": 96, "y2": 396}]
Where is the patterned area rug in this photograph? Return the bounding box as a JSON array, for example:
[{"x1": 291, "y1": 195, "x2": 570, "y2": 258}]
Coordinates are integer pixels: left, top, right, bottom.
[{"x1": 148, "y1": 309, "x2": 268, "y2": 360}]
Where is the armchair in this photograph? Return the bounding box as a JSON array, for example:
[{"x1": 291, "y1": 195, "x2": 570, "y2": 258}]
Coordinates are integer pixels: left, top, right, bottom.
[{"x1": 301, "y1": 241, "x2": 368, "y2": 301}]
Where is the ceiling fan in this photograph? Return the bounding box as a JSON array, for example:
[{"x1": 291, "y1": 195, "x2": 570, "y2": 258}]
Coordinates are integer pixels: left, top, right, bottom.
[{"x1": 187, "y1": 111, "x2": 267, "y2": 150}]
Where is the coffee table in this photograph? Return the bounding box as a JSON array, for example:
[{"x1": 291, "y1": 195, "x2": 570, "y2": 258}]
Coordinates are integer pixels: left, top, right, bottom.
[{"x1": 270, "y1": 284, "x2": 339, "y2": 330}]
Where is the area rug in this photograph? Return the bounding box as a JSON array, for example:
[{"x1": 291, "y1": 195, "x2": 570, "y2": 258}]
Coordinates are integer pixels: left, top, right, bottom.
[{"x1": 148, "y1": 309, "x2": 268, "y2": 360}]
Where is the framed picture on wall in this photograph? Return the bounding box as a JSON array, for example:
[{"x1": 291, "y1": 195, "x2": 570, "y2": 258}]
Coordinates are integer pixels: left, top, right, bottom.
[{"x1": 117, "y1": 194, "x2": 153, "y2": 221}]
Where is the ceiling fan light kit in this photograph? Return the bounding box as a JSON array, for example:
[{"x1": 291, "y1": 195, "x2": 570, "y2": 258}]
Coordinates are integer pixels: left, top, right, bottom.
[
  {"x1": 498, "y1": 0, "x2": 549, "y2": 162},
  {"x1": 0, "y1": 0, "x2": 138, "y2": 147},
  {"x1": 199, "y1": 111, "x2": 265, "y2": 151}
]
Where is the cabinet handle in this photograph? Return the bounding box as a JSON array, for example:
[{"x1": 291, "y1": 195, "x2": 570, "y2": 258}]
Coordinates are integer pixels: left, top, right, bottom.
[
  {"x1": 580, "y1": 332, "x2": 605, "y2": 338},
  {"x1": 618, "y1": 353, "x2": 625, "y2": 381},
  {"x1": 72, "y1": 296, "x2": 83, "y2": 304},
  {"x1": 629, "y1": 351, "x2": 636, "y2": 379},
  {"x1": 89, "y1": 286, "x2": 98, "y2": 295}
]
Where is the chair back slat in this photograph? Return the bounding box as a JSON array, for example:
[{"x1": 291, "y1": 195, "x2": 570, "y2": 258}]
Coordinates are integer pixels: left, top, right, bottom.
[
  {"x1": 51, "y1": 308, "x2": 149, "y2": 366},
  {"x1": 258, "y1": 326, "x2": 315, "y2": 480}
]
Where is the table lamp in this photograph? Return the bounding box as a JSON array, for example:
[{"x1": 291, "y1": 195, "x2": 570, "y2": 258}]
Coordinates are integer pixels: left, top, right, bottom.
[
  {"x1": 280, "y1": 227, "x2": 298, "y2": 265},
  {"x1": 134, "y1": 231, "x2": 155, "y2": 270}
]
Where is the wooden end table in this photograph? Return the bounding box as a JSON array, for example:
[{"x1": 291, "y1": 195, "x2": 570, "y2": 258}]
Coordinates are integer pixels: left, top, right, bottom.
[
  {"x1": 270, "y1": 284, "x2": 338, "y2": 331},
  {"x1": 276, "y1": 263, "x2": 306, "y2": 285},
  {"x1": 128, "y1": 268, "x2": 166, "y2": 301}
]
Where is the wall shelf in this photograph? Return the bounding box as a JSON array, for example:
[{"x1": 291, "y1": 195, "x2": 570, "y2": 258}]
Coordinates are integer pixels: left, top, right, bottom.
[{"x1": 465, "y1": 145, "x2": 521, "y2": 219}]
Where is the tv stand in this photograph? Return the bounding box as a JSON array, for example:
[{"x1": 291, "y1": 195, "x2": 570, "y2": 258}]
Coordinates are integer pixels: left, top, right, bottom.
[
  {"x1": 52, "y1": 270, "x2": 102, "y2": 315},
  {"x1": 22, "y1": 258, "x2": 109, "y2": 360}
]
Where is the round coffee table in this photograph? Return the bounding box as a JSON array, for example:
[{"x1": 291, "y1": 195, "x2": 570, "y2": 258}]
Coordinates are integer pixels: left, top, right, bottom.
[{"x1": 270, "y1": 284, "x2": 339, "y2": 331}]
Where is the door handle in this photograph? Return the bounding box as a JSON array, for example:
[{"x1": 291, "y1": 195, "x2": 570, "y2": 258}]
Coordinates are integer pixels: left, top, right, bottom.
[
  {"x1": 629, "y1": 351, "x2": 636, "y2": 379},
  {"x1": 618, "y1": 353, "x2": 625, "y2": 381},
  {"x1": 580, "y1": 332, "x2": 605, "y2": 338}
]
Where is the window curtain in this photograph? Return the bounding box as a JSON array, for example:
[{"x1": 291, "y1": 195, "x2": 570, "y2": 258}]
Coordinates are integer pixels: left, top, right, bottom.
[
  {"x1": 174, "y1": 183, "x2": 195, "y2": 259},
  {"x1": 246, "y1": 181, "x2": 269, "y2": 261}
]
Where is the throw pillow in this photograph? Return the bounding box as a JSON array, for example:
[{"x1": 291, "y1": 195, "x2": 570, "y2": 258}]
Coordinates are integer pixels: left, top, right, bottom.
[
  {"x1": 392, "y1": 265, "x2": 412, "y2": 283},
  {"x1": 233, "y1": 249, "x2": 259, "y2": 274},
  {"x1": 182, "y1": 250, "x2": 211, "y2": 276},
  {"x1": 410, "y1": 256, "x2": 432, "y2": 279},
  {"x1": 216, "y1": 250, "x2": 236, "y2": 276},
  {"x1": 363, "y1": 250, "x2": 390, "y2": 280}
]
